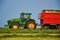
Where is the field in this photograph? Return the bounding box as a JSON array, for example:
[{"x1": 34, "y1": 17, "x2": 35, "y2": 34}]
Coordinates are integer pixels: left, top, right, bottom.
[{"x1": 0, "y1": 28, "x2": 60, "y2": 40}]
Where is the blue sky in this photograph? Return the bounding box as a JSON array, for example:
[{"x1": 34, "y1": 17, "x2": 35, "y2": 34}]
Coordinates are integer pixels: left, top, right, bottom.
[{"x1": 0, "y1": 0, "x2": 60, "y2": 27}]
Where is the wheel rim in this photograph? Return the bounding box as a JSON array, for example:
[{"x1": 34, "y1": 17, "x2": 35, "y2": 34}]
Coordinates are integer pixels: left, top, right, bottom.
[
  {"x1": 12, "y1": 25, "x2": 18, "y2": 29},
  {"x1": 28, "y1": 23, "x2": 35, "y2": 29}
]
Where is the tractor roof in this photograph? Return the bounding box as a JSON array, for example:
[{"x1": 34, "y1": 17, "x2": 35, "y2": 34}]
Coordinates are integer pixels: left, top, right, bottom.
[{"x1": 21, "y1": 13, "x2": 32, "y2": 15}]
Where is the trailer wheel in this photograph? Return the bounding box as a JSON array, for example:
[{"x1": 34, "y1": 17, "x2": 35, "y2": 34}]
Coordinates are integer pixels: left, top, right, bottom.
[
  {"x1": 41, "y1": 25, "x2": 45, "y2": 29},
  {"x1": 41, "y1": 24, "x2": 50, "y2": 29},
  {"x1": 25, "y1": 20, "x2": 36, "y2": 29},
  {"x1": 49, "y1": 25, "x2": 57, "y2": 29},
  {"x1": 49, "y1": 25, "x2": 53, "y2": 29},
  {"x1": 57, "y1": 25, "x2": 60, "y2": 29},
  {"x1": 42, "y1": 25, "x2": 48, "y2": 29}
]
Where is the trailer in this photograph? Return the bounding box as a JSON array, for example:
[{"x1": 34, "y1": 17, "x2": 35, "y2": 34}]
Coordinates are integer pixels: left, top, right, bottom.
[{"x1": 38, "y1": 9, "x2": 60, "y2": 29}]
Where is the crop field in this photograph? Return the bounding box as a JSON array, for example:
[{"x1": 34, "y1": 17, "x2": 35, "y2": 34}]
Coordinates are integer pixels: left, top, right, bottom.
[{"x1": 0, "y1": 28, "x2": 60, "y2": 40}]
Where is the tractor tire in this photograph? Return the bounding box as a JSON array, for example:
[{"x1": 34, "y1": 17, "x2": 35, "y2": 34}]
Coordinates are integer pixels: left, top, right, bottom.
[
  {"x1": 25, "y1": 20, "x2": 36, "y2": 29},
  {"x1": 9, "y1": 23, "x2": 20, "y2": 29}
]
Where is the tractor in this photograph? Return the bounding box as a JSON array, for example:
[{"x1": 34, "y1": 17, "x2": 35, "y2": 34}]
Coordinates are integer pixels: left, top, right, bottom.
[{"x1": 7, "y1": 13, "x2": 36, "y2": 29}]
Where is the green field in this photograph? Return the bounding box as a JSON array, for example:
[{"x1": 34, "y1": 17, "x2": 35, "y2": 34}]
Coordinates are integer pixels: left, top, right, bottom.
[
  {"x1": 0, "y1": 28, "x2": 60, "y2": 40},
  {"x1": 0, "y1": 37, "x2": 60, "y2": 40}
]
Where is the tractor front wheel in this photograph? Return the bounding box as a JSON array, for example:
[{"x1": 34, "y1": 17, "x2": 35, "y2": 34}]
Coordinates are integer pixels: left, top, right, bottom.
[{"x1": 9, "y1": 23, "x2": 20, "y2": 29}]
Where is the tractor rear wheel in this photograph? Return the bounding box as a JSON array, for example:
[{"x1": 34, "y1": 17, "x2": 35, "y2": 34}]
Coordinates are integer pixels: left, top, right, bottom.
[
  {"x1": 9, "y1": 23, "x2": 20, "y2": 29},
  {"x1": 25, "y1": 20, "x2": 36, "y2": 29}
]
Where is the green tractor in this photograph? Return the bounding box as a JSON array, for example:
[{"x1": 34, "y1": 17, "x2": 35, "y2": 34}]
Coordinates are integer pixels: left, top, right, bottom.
[{"x1": 7, "y1": 13, "x2": 36, "y2": 29}]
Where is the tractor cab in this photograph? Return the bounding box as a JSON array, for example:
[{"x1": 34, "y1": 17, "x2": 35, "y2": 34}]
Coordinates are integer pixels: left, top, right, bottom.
[{"x1": 20, "y1": 13, "x2": 32, "y2": 19}]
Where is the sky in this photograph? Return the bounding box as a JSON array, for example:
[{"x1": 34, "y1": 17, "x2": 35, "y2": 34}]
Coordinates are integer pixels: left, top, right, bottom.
[{"x1": 0, "y1": 0, "x2": 60, "y2": 27}]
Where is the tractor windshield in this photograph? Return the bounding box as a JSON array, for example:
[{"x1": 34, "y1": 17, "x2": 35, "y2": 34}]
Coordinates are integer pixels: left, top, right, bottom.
[
  {"x1": 20, "y1": 13, "x2": 32, "y2": 19},
  {"x1": 24, "y1": 15, "x2": 30, "y2": 19}
]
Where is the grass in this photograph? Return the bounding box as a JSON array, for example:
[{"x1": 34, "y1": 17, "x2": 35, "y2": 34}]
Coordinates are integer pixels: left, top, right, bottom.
[
  {"x1": 0, "y1": 28, "x2": 60, "y2": 33},
  {"x1": 0, "y1": 37, "x2": 60, "y2": 40},
  {"x1": 0, "y1": 28, "x2": 60, "y2": 40}
]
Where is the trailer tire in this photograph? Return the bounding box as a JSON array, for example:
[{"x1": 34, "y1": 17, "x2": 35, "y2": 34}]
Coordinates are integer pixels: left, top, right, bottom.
[
  {"x1": 42, "y1": 25, "x2": 49, "y2": 29},
  {"x1": 57, "y1": 25, "x2": 60, "y2": 29}
]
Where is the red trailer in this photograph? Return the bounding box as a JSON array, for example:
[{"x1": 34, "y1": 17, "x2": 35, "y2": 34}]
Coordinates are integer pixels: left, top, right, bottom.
[{"x1": 38, "y1": 9, "x2": 60, "y2": 29}]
